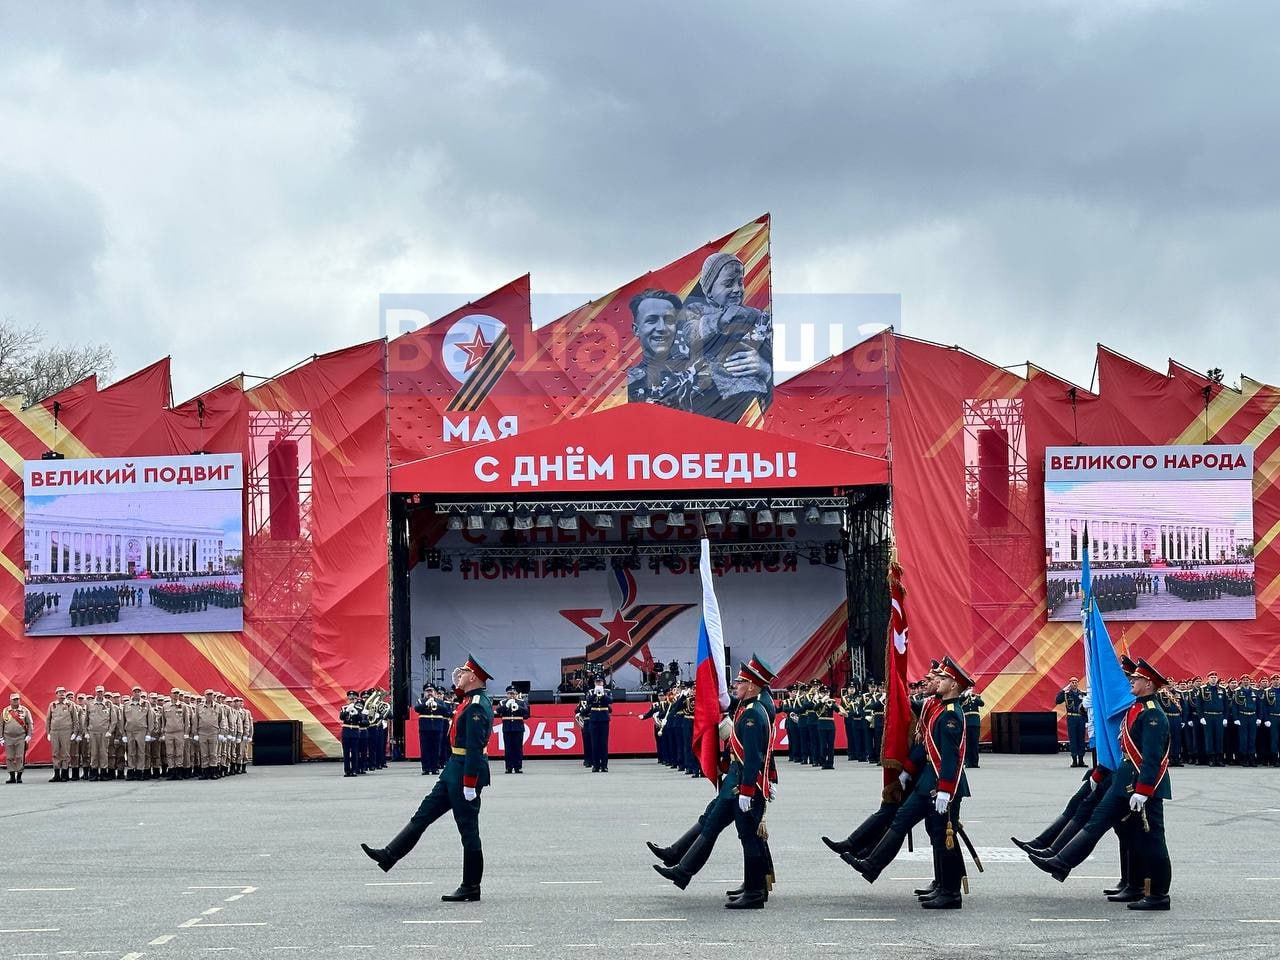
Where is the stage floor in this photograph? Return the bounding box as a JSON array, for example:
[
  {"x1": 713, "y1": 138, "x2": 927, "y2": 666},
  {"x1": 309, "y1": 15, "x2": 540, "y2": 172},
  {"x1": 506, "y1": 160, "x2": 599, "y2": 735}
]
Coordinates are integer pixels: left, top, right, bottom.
[{"x1": 5, "y1": 755, "x2": 1277, "y2": 959}]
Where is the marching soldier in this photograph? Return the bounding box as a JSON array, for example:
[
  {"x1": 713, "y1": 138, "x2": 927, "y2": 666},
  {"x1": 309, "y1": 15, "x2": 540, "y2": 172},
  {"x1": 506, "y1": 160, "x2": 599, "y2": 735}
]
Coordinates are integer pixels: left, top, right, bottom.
[
  {"x1": 3, "y1": 692, "x2": 34, "y2": 784},
  {"x1": 1056, "y1": 678, "x2": 1087, "y2": 767},
  {"x1": 498, "y1": 686, "x2": 529, "y2": 774},
  {"x1": 1028, "y1": 657, "x2": 1174, "y2": 911},
  {"x1": 843, "y1": 656, "x2": 974, "y2": 909},
  {"x1": 651, "y1": 658, "x2": 777, "y2": 909},
  {"x1": 47, "y1": 687, "x2": 75, "y2": 781},
  {"x1": 362, "y1": 655, "x2": 496, "y2": 902}
]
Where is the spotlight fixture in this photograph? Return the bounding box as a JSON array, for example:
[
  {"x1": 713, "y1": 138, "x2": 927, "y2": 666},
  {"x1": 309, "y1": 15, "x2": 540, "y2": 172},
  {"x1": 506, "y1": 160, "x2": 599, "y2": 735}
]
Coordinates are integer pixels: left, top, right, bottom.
[
  {"x1": 440, "y1": 554, "x2": 453, "y2": 573},
  {"x1": 491, "y1": 510, "x2": 511, "y2": 532},
  {"x1": 558, "y1": 507, "x2": 579, "y2": 531},
  {"x1": 705, "y1": 509, "x2": 724, "y2": 528},
  {"x1": 667, "y1": 503, "x2": 685, "y2": 526},
  {"x1": 513, "y1": 505, "x2": 533, "y2": 530},
  {"x1": 728, "y1": 508, "x2": 748, "y2": 527},
  {"x1": 649, "y1": 555, "x2": 661, "y2": 573},
  {"x1": 804, "y1": 501, "x2": 820, "y2": 525},
  {"x1": 593, "y1": 511, "x2": 613, "y2": 528},
  {"x1": 821, "y1": 508, "x2": 843, "y2": 526},
  {"x1": 633, "y1": 505, "x2": 652, "y2": 529},
  {"x1": 808, "y1": 547, "x2": 821, "y2": 565},
  {"x1": 756, "y1": 505, "x2": 774, "y2": 525},
  {"x1": 777, "y1": 508, "x2": 797, "y2": 526},
  {"x1": 424, "y1": 548, "x2": 441, "y2": 569},
  {"x1": 535, "y1": 506, "x2": 553, "y2": 529},
  {"x1": 446, "y1": 508, "x2": 464, "y2": 531},
  {"x1": 824, "y1": 541, "x2": 841, "y2": 564},
  {"x1": 782, "y1": 550, "x2": 797, "y2": 566},
  {"x1": 466, "y1": 506, "x2": 485, "y2": 531}
]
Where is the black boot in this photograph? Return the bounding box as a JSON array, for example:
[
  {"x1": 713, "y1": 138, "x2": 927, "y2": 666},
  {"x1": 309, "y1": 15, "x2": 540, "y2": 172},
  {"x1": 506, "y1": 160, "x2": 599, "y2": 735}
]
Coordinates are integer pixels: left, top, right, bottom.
[
  {"x1": 71, "y1": 768, "x2": 80, "y2": 781},
  {"x1": 441, "y1": 850, "x2": 483, "y2": 902},
  {"x1": 842, "y1": 828, "x2": 905, "y2": 884},
  {"x1": 821, "y1": 835, "x2": 853, "y2": 856},
  {"x1": 725, "y1": 855, "x2": 766, "y2": 909},
  {"x1": 647, "y1": 823, "x2": 702, "y2": 867},
  {"x1": 653, "y1": 835, "x2": 713, "y2": 890},
  {"x1": 1028, "y1": 831, "x2": 1095, "y2": 883},
  {"x1": 5, "y1": 773, "x2": 13, "y2": 784},
  {"x1": 1107, "y1": 886, "x2": 1143, "y2": 902},
  {"x1": 1128, "y1": 894, "x2": 1171, "y2": 911},
  {"x1": 922, "y1": 848, "x2": 963, "y2": 909},
  {"x1": 14, "y1": 772, "x2": 21, "y2": 783},
  {"x1": 360, "y1": 842, "x2": 396, "y2": 873},
  {"x1": 1011, "y1": 836, "x2": 1048, "y2": 856},
  {"x1": 50, "y1": 770, "x2": 60, "y2": 782}
]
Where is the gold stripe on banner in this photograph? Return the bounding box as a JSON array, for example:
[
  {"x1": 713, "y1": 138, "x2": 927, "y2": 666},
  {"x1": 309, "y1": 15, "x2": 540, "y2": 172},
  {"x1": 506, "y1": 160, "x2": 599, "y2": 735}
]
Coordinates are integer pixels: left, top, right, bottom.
[
  {"x1": 185, "y1": 632, "x2": 340, "y2": 755},
  {"x1": 80, "y1": 636, "x2": 148, "y2": 694},
  {"x1": 1170, "y1": 379, "x2": 1260, "y2": 445},
  {"x1": 0, "y1": 550, "x2": 23, "y2": 583},
  {"x1": 979, "y1": 622, "x2": 1079, "y2": 716},
  {"x1": 1255, "y1": 517, "x2": 1280, "y2": 557},
  {"x1": 0, "y1": 399, "x2": 95, "y2": 460}
]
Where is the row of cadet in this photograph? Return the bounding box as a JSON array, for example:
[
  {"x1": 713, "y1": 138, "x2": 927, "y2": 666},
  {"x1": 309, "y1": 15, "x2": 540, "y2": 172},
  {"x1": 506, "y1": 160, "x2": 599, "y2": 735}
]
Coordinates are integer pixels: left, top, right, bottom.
[
  {"x1": 2, "y1": 686, "x2": 253, "y2": 784},
  {"x1": 338, "y1": 688, "x2": 394, "y2": 776}
]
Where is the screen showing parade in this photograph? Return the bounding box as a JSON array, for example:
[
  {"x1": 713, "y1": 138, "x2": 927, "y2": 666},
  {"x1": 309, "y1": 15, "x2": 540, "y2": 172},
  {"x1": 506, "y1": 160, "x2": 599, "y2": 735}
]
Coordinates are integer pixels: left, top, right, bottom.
[
  {"x1": 1044, "y1": 445, "x2": 1255, "y2": 622},
  {"x1": 22, "y1": 455, "x2": 245, "y2": 636}
]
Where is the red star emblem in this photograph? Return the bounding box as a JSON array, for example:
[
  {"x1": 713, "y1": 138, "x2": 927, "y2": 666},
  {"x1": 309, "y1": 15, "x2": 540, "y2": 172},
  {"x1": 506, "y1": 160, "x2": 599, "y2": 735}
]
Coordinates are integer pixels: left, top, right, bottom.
[
  {"x1": 456, "y1": 326, "x2": 492, "y2": 372},
  {"x1": 599, "y1": 608, "x2": 640, "y2": 646}
]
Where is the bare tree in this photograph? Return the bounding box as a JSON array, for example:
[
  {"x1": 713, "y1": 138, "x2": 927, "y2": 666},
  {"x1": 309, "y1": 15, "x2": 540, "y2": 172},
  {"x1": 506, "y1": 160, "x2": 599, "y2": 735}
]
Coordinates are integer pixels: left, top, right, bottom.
[
  {"x1": 1207, "y1": 367, "x2": 1225, "y2": 384},
  {"x1": 0, "y1": 317, "x2": 114, "y2": 403}
]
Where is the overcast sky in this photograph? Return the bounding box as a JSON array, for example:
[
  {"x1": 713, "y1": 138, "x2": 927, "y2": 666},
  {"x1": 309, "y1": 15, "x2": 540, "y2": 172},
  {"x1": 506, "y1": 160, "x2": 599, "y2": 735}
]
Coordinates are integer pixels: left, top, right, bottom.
[{"x1": 3, "y1": 2, "x2": 1278, "y2": 401}]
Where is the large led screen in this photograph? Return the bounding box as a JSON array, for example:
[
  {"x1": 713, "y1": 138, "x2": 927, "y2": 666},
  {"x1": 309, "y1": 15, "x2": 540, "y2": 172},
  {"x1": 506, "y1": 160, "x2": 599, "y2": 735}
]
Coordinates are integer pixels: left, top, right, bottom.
[
  {"x1": 1045, "y1": 445, "x2": 1254, "y2": 622},
  {"x1": 23, "y1": 454, "x2": 244, "y2": 636}
]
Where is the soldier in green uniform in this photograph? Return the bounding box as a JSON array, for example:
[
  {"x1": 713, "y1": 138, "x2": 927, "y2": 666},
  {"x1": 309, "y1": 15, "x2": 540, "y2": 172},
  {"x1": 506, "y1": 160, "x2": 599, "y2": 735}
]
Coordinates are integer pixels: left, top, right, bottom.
[
  {"x1": 651, "y1": 658, "x2": 777, "y2": 909},
  {"x1": 843, "y1": 656, "x2": 974, "y2": 909},
  {"x1": 362, "y1": 655, "x2": 495, "y2": 902},
  {"x1": 1028, "y1": 657, "x2": 1174, "y2": 911}
]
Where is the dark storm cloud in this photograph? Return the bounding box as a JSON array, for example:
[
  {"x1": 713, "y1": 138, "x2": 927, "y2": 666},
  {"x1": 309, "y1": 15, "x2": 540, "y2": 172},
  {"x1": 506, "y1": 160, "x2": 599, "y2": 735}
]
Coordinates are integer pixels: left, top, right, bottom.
[{"x1": 2, "y1": 1, "x2": 1277, "y2": 397}]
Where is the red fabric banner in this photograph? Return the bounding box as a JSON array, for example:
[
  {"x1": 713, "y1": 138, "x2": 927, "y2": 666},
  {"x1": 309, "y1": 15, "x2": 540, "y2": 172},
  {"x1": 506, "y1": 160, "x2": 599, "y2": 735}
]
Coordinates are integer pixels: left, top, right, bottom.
[{"x1": 880, "y1": 560, "x2": 913, "y2": 786}]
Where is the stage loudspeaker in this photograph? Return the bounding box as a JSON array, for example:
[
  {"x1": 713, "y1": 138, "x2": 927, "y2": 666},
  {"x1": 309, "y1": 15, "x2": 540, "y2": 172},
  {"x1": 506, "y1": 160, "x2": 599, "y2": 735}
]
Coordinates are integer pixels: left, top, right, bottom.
[
  {"x1": 513, "y1": 680, "x2": 531, "y2": 695},
  {"x1": 424, "y1": 635, "x2": 441, "y2": 659},
  {"x1": 267, "y1": 437, "x2": 301, "y2": 540},
  {"x1": 977, "y1": 426, "x2": 1010, "y2": 528},
  {"x1": 252, "y1": 720, "x2": 302, "y2": 765},
  {"x1": 529, "y1": 689, "x2": 555, "y2": 705}
]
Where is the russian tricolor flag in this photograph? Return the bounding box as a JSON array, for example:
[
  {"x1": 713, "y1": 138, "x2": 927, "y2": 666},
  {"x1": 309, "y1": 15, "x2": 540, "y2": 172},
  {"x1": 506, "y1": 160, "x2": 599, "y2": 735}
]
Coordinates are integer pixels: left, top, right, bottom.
[{"x1": 692, "y1": 537, "x2": 730, "y2": 784}]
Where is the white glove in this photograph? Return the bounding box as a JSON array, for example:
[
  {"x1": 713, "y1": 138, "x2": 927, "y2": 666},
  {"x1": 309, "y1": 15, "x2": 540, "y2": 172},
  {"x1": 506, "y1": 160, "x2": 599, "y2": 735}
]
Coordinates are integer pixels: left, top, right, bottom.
[
  {"x1": 717, "y1": 716, "x2": 733, "y2": 740},
  {"x1": 1266, "y1": 721, "x2": 1273, "y2": 728},
  {"x1": 898, "y1": 771, "x2": 910, "y2": 789},
  {"x1": 463, "y1": 786, "x2": 477, "y2": 802},
  {"x1": 934, "y1": 791, "x2": 951, "y2": 814},
  {"x1": 1257, "y1": 719, "x2": 1263, "y2": 726},
  {"x1": 1223, "y1": 719, "x2": 1228, "y2": 726},
  {"x1": 193, "y1": 735, "x2": 200, "y2": 742},
  {"x1": 1128, "y1": 792, "x2": 1148, "y2": 812},
  {"x1": 738, "y1": 794, "x2": 751, "y2": 813},
  {"x1": 145, "y1": 736, "x2": 153, "y2": 742},
  {"x1": 1234, "y1": 720, "x2": 1241, "y2": 726},
  {"x1": 120, "y1": 737, "x2": 127, "y2": 744},
  {"x1": 1199, "y1": 718, "x2": 1206, "y2": 725},
  {"x1": 1088, "y1": 776, "x2": 1098, "y2": 792},
  {"x1": 771, "y1": 783, "x2": 780, "y2": 798}
]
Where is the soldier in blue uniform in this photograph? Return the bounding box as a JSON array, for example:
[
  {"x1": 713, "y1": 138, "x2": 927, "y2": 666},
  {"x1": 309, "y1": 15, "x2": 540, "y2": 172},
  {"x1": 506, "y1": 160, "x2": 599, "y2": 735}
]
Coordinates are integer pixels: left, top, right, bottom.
[
  {"x1": 498, "y1": 686, "x2": 529, "y2": 773},
  {"x1": 1028, "y1": 657, "x2": 1174, "y2": 911},
  {"x1": 1233, "y1": 675, "x2": 1259, "y2": 766},
  {"x1": 1161, "y1": 685, "x2": 1183, "y2": 767},
  {"x1": 362, "y1": 654, "x2": 495, "y2": 902},
  {"x1": 842, "y1": 684, "x2": 866, "y2": 762},
  {"x1": 868, "y1": 682, "x2": 886, "y2": 763},
  {"x1": 1199, "y1": 671, "x2": 1227, "y2": 766},
  {"x1": 414, "y1": 684, "x2": 448, "y2": 775},
  {"x1": 638, "y1": 693, "x2": 667, "y2": 763},
  {"x1": 844, "y1": 656, "x2": 975, "y2": 909},
  {"x1": 585, "y1": 675, "x2": 613, "y2": 772},
  {"x1": 1055, "y1": 678, "x2": 1087, "y2": 767},
  {"x1": 1263, "y1": 675, "x2": 1280, "y2": 766},
  {"x1": 651, "y1": 657, "x2": 777, "y2": 909},
  {"x1": 339, "y1": 690, "x2": 365, "y2": 777}
]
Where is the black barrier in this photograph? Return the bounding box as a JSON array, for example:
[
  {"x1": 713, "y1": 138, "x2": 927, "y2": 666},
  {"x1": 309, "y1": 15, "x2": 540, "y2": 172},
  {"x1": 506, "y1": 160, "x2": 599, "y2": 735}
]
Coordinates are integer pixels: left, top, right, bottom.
[
  {"x1": 253, "y1": 720, "x2": 302, "y2": 765},
  {"x1": 990, "y1": 711, "x2": 1059, "y2": 754}
]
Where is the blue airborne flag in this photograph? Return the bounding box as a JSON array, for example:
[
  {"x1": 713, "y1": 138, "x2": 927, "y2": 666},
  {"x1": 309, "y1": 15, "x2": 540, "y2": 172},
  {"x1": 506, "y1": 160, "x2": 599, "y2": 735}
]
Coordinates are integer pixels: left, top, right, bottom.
[{"x1": 1080, "y1": 523, "x2": 1135, "y2": 771}]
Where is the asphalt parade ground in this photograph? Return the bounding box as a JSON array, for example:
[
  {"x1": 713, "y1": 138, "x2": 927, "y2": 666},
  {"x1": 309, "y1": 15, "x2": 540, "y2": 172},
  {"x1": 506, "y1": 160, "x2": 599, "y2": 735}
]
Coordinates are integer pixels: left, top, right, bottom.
[{"x1": 4, "y1": 755, "x2": 1279, "y2": 960}]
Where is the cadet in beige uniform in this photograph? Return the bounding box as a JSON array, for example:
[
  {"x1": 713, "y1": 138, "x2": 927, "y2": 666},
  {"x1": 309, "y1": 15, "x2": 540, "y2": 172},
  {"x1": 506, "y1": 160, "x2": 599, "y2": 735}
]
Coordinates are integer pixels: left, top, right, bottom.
[
  {"x1": 195, "y1": 689, "x2": 221, "y2": 778},
  {"x1": 73, "y1": 693, "x2": 89, "y2": 779},
  {"x1": 47, "y1": 687, "x2": 75, "y2": 782},
  {"x1": 147, "y1": 693, "x2": 164, "y2": 777},
  {"x1": 4, "y1": 693, "x2": 34, "y2": 784},
  {"x1": 184, "y1": 692, "x2": 198, "y2": 774},
  {"x1": 109, "y1": 692, "x2": 126, "y2": 778},
  {"x1": 162, "y1": 690, "x2": 188, "y2": 780},
  {"x1": 85, "y1": 686, "x2": 113, "y2": 780},
  {"x1": 122, "y1": 687, "x2": 152, "y2": 780}
]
